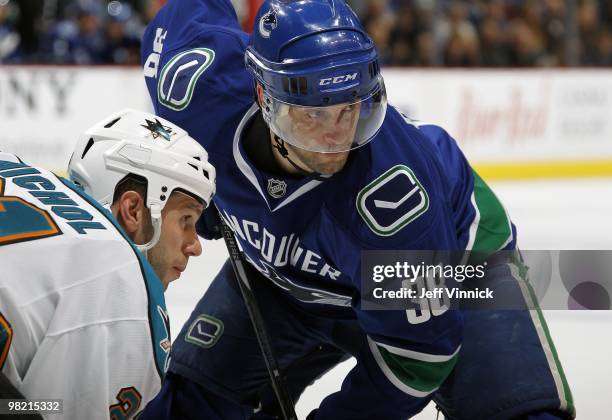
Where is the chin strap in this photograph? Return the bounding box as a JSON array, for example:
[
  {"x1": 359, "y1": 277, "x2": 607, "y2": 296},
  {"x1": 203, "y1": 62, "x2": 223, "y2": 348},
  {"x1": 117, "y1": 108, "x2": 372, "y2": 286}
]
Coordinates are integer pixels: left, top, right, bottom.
[
  {"x1": 271, "y1": 135, "x2": 328, "y2": 182},
  {"x1": 137, "y1": 203, "x2": 162, "y2": 254}
]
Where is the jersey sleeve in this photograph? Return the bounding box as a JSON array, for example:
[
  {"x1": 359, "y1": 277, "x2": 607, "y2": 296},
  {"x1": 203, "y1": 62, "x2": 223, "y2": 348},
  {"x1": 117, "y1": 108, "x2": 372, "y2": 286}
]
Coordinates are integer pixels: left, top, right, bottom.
[
  {"x1": 142, "y1": 16, "x2": 253, "y2": 157},
  {"x1": 418, "y1": 124, "x2": 517, "y2": 252},
  {"x1": 18, "y1": 317, "x2": 162, "y2": 419},
  {"x1": 315, "y1": 309, "x2": 462, "y2": 419},
  {"x1": 0, "y1": 159, "x2": 170, "y2": 417},
  {"x1": 7, "y1": 239, "x2": 170, "y2": 419}
]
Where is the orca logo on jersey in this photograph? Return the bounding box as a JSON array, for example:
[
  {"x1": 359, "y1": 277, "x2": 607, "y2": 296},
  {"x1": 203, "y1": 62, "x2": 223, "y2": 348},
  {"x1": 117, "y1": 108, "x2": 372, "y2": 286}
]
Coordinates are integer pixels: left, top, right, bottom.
[
  {"x1": 185, "y1": 314, "x2": 224, "y2": 349},
  {"x1": 357, "y1": 165, "x2": 429, "y2": 236},
  {"x1": 157, "y1": 48, "x2": 215, "y2": 111},
  {"x1": 267, "y1": 178, "x2": 286, "y2": 198},
  {"x1": 259, "y1": 8, "x2": 278, "y2": 39}
]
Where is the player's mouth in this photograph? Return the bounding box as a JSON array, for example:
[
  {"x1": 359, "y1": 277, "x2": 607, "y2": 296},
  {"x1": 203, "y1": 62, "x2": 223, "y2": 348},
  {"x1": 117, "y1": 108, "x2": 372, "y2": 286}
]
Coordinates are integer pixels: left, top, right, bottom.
[
  {"x1": 325, "y1": 151, "x2": 347, "y2": 159},
  {"x1": 318, "y1": 141, "x2": 352, "y2": 153}
]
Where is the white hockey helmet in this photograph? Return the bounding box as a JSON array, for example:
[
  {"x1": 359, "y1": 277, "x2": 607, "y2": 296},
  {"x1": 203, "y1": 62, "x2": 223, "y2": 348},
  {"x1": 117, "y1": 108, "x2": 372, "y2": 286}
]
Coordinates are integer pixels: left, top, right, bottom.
[{"x1": 68, "y1": 109, "x2": 216, "y2": 251}]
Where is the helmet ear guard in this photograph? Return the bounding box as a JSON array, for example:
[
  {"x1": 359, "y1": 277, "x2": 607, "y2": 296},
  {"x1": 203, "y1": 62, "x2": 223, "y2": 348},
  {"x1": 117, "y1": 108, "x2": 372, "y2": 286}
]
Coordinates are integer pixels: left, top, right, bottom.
[
  {"x1": 138, "y1": 203, "x2": 162, "y2": 252},
  {"x1": 257, "y1": 85, "x2": 276, "y2": 126},
  {"x1": 68, "y1": 109, "x2": 216, "y2": 251}
]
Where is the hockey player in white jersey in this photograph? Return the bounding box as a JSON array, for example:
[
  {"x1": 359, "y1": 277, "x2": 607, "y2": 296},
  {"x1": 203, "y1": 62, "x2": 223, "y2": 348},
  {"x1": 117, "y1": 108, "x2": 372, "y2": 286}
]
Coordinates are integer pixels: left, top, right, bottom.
[{"x1": 0, "y1": 109, "x2": 215, "y2": 419}]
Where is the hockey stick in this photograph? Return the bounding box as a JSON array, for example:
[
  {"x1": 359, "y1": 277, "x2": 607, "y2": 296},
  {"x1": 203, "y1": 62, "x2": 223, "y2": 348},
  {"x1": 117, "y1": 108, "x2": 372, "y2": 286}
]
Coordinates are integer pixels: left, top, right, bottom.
[{"x1": 220, "y1": 219, "x2": 298, "y2": 420}]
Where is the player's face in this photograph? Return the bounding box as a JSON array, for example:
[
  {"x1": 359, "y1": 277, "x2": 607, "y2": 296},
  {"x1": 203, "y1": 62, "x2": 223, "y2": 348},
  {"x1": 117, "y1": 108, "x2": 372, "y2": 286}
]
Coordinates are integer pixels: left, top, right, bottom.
[
  {"x1": 285, "y1": 142, "x2": 351, "y2": 175},
  {"x1": 148, "y1": 192, "x2": 204, "y2": 290},
  {"x1": 288, "y1": 102, "x2": 360, "y2": 153},
  {"x1": 284, "y1": 102, "x2": 359, "y2": 174}
]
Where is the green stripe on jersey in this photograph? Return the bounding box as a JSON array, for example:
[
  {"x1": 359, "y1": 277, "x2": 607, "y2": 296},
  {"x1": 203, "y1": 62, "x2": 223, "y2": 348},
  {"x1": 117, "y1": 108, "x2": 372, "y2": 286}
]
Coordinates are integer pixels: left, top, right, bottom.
[
  {"x1": 510, "y1": 259, "x2": 575, "y2": 417},
  {"x1": 471, "y1": 170, "x2": 512, "y2": 252},
  {"x1": 377, "y1": 345, "x2": 459, "y2": 394}
]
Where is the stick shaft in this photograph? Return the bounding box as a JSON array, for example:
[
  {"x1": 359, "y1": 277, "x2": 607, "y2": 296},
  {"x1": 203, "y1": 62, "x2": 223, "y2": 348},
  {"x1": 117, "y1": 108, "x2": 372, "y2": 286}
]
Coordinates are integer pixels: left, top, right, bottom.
[{"x1": 220, "y1": 220, "x2": 297, "y2": 420}]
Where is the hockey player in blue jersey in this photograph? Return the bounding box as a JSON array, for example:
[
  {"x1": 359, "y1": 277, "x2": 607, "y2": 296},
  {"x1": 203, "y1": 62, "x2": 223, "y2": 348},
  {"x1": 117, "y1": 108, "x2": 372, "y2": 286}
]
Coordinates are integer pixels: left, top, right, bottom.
[{"x1": 141, "y1": 0, "x2": 574, "y2": 419}]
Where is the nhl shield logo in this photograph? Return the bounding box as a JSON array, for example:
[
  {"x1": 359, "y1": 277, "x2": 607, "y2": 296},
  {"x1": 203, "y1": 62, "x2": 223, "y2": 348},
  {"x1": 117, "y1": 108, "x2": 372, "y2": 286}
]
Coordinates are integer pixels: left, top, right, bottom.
[{"x1": 267, "y1": 178, "x2": 287, "y2": 198}]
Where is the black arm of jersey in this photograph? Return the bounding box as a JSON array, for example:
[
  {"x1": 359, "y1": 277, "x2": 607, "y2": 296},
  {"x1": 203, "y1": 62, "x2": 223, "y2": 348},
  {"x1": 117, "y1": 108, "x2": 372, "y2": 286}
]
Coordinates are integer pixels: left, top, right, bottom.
[
  {"x1": 197, "y1": 204, "x2": 223, "y2": 240},
  {"x1": 140, "y1": 372, "x2": 251, "y2": 420},
  {"x1": 0, "y1": 372, "x2": 44, "y2": 420}
]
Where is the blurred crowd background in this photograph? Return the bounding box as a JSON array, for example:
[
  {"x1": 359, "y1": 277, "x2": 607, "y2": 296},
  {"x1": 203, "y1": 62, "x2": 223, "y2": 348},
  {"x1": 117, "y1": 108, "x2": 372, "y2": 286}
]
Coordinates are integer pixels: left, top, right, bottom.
[{"x1": 0, "y1": 0, "x2": 610, "y2": 66}]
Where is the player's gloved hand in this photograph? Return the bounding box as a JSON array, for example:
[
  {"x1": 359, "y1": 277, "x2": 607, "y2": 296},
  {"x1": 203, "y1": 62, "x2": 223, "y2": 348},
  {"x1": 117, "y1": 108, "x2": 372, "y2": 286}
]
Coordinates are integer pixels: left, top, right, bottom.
[
  {"x1": 306, "y1": 409, "x2": 318, "y2": 420},
  {"x1": 197, "y1": 204, "x2": 222, "y2": 239}
]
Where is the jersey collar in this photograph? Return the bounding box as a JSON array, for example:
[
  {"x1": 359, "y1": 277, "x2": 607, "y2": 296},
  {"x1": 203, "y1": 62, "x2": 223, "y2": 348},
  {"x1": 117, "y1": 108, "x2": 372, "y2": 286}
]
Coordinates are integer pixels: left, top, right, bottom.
[{"x1": 233, "y1": 103, "x2": 328, "y2": 212}]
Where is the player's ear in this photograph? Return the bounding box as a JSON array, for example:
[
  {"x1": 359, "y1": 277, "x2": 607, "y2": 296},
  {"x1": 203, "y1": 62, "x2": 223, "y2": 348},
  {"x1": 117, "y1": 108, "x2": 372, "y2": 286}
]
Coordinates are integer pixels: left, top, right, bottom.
[{"x1": 113, "y1": 191, "x2": 148, "y2": 241}]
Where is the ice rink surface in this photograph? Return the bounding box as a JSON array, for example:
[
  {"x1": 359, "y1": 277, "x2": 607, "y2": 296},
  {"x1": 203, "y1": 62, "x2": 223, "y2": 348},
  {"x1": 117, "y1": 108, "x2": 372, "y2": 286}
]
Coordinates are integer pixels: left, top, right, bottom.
[{"x1": 165, "y1": 178, "x2": 612, "y2": 419}]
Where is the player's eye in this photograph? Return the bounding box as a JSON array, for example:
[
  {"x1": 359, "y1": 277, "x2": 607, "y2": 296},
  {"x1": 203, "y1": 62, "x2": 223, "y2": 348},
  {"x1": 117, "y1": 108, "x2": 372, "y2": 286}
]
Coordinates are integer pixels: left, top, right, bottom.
[
  {"x1": 184, "y1": 212, "x2": 201, "y2": 227},
  {"x1": 306, "y1": 110, "x2": 323, "y2": 120},
  {"x1": 338, "y1": 105, "x2": 357, "y2": 121}
]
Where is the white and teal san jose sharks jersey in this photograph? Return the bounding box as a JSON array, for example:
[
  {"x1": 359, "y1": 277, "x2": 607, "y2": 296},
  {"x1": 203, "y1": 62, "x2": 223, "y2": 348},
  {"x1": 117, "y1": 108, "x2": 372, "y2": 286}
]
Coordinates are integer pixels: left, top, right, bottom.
[
  {"x1": 142, "y1": 0, "x2": 517, "y2": 416},
  {"x1": 0, "y1": 153, "x2": 170, "y2": 419}
]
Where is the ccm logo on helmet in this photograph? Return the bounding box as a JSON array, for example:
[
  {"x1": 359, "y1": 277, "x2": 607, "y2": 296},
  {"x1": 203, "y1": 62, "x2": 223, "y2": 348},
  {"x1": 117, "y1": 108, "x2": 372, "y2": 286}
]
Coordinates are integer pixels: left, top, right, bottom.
[{"x1": 319, "y1": 73, "x2": 359, "y2": 86}]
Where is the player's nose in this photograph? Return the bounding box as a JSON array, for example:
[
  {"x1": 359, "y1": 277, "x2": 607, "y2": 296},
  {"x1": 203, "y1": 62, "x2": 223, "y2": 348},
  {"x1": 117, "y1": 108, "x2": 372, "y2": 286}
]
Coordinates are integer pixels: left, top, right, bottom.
[
  {"x1": 184, "y1": 235, "x2": 202, "y2": 257},
  {"x1": 322, "y1": 126, "x2": 352, "y2": 146},
  {"x1": 321, "y1": 133, "x2": 345, "y2": 147}
]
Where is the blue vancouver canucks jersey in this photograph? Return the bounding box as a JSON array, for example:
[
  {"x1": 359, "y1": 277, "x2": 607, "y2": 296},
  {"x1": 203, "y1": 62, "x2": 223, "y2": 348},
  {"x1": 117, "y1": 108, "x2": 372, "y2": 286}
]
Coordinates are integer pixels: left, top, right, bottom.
[{"x1": 142, "y1": 0, "x2": 517, "y2": 416}]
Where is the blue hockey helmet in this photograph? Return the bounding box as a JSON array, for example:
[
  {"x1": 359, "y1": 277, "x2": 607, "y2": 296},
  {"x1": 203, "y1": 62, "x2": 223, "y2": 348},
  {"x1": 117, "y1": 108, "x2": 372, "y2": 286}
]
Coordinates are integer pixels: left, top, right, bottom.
[{"x1": 245, "y1": 0, "x2": 387, "y2": 153}]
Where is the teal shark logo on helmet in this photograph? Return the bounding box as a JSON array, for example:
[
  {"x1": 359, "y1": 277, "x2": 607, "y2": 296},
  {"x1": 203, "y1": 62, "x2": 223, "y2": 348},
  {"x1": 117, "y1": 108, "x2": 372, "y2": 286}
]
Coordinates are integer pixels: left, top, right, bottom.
[{"x1": 141, "y1": 118, "x2": 173, "y2": 141}]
